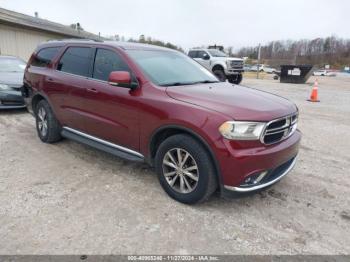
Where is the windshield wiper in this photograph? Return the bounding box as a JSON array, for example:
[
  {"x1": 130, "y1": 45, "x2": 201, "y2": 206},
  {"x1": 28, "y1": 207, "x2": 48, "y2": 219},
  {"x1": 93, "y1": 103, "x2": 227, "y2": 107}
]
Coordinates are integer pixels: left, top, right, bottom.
[
  {"x1": 193, "y1": 80, "x2": 219, "y2": 84},
  {"x1": 160, "y1": 82, "x2": 197, "y2": 87},
  {"x1": 160, "y1": 80, "x2": 219, "y2": 87}
]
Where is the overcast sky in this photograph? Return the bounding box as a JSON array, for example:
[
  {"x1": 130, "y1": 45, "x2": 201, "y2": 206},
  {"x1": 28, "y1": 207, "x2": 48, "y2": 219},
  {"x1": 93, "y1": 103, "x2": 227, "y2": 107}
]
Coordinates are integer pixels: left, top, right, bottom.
[{"x1": 1, "y1": 0, "x2": 349, "y2": 51}]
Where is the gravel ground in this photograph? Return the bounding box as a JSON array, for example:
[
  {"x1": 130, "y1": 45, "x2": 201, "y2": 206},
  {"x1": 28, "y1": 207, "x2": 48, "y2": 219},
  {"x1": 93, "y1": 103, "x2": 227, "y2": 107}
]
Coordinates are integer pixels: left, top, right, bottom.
[{"x1": 0, "y1": 76, "x2": 349, "y2": 255}]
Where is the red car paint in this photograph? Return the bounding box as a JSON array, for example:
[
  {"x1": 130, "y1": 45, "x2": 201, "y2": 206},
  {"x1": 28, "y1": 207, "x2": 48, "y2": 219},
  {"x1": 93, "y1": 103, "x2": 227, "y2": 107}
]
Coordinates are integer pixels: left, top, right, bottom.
[{"x1": 23, "y1": 41, "x2": 301, "y2": 194}]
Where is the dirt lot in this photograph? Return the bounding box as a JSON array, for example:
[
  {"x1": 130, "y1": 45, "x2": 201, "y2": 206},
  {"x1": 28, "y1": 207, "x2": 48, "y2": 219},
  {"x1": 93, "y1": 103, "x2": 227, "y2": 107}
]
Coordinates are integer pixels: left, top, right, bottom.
[{"x1": 0, "y1": 76, "x2": 349, "y2": 255}]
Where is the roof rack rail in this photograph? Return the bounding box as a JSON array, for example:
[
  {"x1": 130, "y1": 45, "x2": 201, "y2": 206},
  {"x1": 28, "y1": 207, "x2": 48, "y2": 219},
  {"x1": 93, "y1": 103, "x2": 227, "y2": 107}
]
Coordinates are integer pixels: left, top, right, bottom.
[{"x1": 47, "y1": 38, "x2": 103, "y2": 42}]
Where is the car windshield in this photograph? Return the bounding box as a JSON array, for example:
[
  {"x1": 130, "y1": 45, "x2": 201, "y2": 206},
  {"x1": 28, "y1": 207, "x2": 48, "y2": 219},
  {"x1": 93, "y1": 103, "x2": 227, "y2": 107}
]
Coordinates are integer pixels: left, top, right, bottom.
[
  {"x1": 0, "y1": 57, "x2": 26, "y2": 72},
  {"x1": 207, "y1": 49, "x2": 228, "y2": 57},
  {"x1": 126, "y1": 50, "x2": 219, "y2": 86}
]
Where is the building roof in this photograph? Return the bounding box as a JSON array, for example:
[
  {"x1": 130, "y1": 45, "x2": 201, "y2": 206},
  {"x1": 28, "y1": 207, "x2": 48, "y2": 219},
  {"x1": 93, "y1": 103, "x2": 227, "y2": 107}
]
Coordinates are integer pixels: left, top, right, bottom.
[{"x1": 0, "y1": 7, "x2": 101, "y2": 40}]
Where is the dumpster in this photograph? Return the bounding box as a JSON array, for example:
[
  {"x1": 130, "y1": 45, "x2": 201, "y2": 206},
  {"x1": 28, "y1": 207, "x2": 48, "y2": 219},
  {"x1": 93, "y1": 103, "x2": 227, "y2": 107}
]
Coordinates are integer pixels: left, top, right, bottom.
[{"x1": 280, "y1": 65, "x2": 314, "y2": 84}]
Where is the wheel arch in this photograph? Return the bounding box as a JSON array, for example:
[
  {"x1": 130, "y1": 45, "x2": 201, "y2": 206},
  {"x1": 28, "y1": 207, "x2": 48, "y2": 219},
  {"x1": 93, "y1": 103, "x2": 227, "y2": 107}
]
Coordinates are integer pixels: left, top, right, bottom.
[
  {"x1": 212, "y1": 63, "x2": 225, "y2": 72},
  {"x1": 149, "y1": 125, "x2": 223, "y2": 187},
  {"x1": 31, "y1": 92, "x2": 57, "y2": 116},
  {"x1": 31, "y1": 93, "x2": 46, "y2": 112}
]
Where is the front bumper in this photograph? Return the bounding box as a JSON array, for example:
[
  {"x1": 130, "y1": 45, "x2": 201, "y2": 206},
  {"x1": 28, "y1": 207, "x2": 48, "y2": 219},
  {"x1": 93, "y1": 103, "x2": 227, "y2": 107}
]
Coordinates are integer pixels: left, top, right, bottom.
[
  {"x1": 226, "y1": 69, "x2": 244, "y2": 75},
  {"x1": 224, "y1": 156, "x2": 296, "y2": 192},
  {"x1": 215, "y1": 130, "x2": 301, "y2": 194},
  {"x1": 0, "y1": 90, "x2": 26, "y2": 109}
]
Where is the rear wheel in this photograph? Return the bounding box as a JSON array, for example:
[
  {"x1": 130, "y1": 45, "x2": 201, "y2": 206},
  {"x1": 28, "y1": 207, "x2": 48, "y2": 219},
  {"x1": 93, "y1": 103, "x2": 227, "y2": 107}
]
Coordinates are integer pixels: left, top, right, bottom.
[
  {"x1": 155, "y1": 134, "x2": 217, "y2": 204},
  {"x1": 35, "y1": 100, "x2": 62, "y2": 143}
]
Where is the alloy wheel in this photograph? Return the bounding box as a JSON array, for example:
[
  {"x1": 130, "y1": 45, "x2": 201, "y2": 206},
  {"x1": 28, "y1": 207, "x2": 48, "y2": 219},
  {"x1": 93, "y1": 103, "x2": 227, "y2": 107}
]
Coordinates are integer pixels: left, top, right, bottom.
[
  {"x1": 37, "y1": 107, "x2": 48, "y2": 137},
  {"x1": 162, "y1": 148, "x2": 199, "y2": 194}
]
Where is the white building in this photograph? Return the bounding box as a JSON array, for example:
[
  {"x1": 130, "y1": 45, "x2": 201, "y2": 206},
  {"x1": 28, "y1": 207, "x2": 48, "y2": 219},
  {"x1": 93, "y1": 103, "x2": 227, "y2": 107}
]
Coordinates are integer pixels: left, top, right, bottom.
[{"x1": 0, "y1": 7, "x2": 100, "y2": 61}]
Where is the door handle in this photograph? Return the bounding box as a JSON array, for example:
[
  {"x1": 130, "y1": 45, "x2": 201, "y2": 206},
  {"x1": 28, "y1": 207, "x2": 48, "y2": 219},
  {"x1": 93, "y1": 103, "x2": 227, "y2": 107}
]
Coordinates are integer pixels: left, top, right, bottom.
[
  {"x1": 47, "y1": 77, "x2": 55, "y2": 82},
  {"x1": 86, "y1": 88, "x2": 99, "y2": 93}
]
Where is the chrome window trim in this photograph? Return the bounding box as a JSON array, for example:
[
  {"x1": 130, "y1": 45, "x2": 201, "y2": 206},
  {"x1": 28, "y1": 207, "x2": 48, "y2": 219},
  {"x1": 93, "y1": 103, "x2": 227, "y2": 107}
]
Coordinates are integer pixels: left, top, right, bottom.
[
  {"x1": 224, "y1": 157, "x2": 297, "y2": 192},
  {"x1": 55, "y1": 69, "x2": 107, "y2": 83},
  {"x1": 54, "y1": 69, "x2": 139, "y2": 86},
  {"x1": 62, "y1": 126, "x2": 144, "y2": 158}
]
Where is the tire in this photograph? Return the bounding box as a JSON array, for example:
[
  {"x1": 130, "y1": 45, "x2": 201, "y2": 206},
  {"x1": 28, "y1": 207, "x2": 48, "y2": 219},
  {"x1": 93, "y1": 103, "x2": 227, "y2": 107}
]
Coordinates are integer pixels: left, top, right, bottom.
[
  {"x1": 35, "y1": 99, "x2": 62, "y2": 143},
  {"x1": 213, "y1": 69, "x2": 226, "y2": 82},
  {"x1": 155, "y1": 134, "x2": 217, "y2": 204},
  {"x1": 227, "y1": 74, "x2": 243, "y2": 85}
]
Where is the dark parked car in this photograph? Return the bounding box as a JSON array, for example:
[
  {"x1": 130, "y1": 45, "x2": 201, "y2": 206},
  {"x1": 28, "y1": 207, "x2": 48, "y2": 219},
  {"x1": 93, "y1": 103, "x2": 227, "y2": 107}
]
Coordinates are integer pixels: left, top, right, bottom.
[
  {"x1": 23, "y1": 40, "x2": 301, "y2": 204},
  {"x1": 0, "y1": 56, "x2": 26, "y2": 109}
]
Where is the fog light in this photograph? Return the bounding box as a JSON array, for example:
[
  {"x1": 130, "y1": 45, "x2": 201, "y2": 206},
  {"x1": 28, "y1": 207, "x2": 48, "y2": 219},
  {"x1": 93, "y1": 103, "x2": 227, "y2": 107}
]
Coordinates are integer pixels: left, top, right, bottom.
[
  {"x1": 244, "y1": 177, "x2": 253, "y2": 184},
  {"x1": 254, "y1": 171, "x2": 268, "y2": 184},
  {"x1": 243, "y1": 171, "x2": 268, "y2": 186}
]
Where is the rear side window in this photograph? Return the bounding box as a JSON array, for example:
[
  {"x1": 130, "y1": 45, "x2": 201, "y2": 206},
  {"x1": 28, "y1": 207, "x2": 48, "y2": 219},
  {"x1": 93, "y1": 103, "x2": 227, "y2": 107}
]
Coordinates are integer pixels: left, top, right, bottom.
[
  {"x1": 57, "y1": 47, "x2": 93, "y2": 77},
  {"x1": 92, "y1": 49, "x2": 130, "y2": 81},
  {"x1": 31, "y1": 47, "x2": 61, "y2": 67}
]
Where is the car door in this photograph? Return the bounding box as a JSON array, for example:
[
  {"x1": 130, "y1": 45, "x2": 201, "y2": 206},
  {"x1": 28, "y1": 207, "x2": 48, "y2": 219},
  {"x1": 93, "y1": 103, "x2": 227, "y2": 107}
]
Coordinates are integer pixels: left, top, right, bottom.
[
  {"x1": 26, "y1": 46, "x2": 63, "y2": 116},
  {"x1": 55, "y1": 46, "x2": 94, "y2": 132},
  {"x1": 81, "y1": 48, "x2": 140, "y2": 151}
]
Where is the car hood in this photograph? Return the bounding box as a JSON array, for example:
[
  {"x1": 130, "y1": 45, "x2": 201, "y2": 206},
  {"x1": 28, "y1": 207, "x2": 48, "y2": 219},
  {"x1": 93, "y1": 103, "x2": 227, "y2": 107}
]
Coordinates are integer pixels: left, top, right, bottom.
[
  {"x1": 165, "y1": 82, "x2": 297, "y2": 121},
  {"x1": 0, "y1": 72, "x2": 24, "y2": 88}
]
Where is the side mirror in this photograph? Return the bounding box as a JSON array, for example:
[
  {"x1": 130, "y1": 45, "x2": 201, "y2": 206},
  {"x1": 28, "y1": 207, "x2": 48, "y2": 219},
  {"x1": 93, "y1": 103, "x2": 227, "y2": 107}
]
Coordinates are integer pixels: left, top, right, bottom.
[
  {"x1": 108, "y1": 71, "x2": 138, "y2": 89},
  {"x1": 202, "y1": 53, "x2": 210, "y2": 60}
]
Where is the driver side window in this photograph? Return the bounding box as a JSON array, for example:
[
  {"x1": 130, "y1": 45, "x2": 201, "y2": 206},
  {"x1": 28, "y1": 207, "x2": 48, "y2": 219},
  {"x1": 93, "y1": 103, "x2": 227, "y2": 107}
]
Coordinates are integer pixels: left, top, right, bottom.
[
  {"x1": 93, "y1": 49, "x2": 131, "y2": 81},
  {"x1": 197, "y1": 51, "x2": 208, "y2": 59}
]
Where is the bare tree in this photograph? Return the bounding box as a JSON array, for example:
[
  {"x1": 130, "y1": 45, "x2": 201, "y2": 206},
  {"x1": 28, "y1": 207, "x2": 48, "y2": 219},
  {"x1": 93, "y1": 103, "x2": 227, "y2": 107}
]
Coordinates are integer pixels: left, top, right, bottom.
[{"x1": 237, "y1": 36, "x2": 350, "y2": 68}]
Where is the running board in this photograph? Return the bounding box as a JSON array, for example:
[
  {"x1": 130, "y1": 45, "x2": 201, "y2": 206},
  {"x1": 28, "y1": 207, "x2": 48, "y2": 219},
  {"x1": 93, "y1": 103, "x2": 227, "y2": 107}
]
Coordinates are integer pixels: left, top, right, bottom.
[{"x1": 61, "y1": 127, "x2": 144, "y2": 162}]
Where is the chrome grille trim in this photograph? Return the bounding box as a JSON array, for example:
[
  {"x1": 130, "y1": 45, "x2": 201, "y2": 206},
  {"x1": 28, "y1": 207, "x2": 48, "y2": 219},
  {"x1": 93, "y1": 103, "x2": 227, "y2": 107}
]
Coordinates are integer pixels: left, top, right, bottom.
[{"x1": 260, "y1": 112, "x2": 298, "y2": 145}]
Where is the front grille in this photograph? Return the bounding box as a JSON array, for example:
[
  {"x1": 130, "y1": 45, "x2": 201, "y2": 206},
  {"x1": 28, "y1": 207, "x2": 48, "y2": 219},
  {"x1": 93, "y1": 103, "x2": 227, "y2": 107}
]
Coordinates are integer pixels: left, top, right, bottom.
[
  {"x1": 230, "y1": 60, "x2": 243, "y2": 69},
  {"x1": 261, "y1": 113, "x2": 298, "y2": 144}
]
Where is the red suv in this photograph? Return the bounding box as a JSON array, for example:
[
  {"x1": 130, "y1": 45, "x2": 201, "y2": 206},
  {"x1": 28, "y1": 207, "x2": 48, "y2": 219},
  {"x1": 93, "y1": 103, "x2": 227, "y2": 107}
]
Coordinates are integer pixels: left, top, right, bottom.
[{"x1": 23, "y1": 40, "x2": 301, "y2": 204}]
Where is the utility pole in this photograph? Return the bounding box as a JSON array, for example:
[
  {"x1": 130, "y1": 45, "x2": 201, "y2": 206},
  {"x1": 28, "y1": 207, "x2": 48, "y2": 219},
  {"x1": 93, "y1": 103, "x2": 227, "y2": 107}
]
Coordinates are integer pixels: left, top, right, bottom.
[{"x1": 257, "y1": 43, "x2": 261, "y2": 79}]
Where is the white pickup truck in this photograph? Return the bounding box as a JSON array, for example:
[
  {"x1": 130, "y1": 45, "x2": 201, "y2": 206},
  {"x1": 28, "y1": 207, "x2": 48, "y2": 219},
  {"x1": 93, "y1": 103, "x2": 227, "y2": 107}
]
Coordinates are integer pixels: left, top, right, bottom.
[{"x1": 188, "y1": 49, "x2": 244, "y2": 84}]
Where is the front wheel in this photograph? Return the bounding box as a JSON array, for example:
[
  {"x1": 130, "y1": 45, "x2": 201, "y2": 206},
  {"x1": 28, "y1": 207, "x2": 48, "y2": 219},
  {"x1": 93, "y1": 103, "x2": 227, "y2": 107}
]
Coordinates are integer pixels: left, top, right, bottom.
[
  {"x1": 155, "y1": 134, "x2": 217, "y2": 204},
  {"x1": 227, "y1": 74, "x2": 243, "y2": 85},
  {"x1": 213, "y1": 69, "x2": 226, "y2": 82}
]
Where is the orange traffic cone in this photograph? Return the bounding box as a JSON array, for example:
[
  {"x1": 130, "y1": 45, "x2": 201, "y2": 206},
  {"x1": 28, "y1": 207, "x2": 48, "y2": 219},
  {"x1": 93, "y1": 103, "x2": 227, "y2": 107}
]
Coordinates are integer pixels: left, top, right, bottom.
[{"x1": 308, "y1": 79, "x2": 320, "y2": 102}]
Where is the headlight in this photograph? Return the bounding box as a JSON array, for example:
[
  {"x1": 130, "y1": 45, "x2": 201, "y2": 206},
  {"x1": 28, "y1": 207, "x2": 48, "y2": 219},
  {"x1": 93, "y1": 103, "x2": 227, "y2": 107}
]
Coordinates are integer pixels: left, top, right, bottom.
[
  {"x1": 226, "y1": 60, "x2": 232, "y2": 68},
  {"x1": 0, "y1": 84, "x2": 12, "y2": 91},
  {"x1": 219, "y1": 121, "x2": 266, "y2": 140}
]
